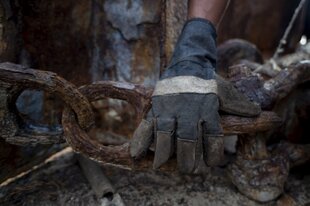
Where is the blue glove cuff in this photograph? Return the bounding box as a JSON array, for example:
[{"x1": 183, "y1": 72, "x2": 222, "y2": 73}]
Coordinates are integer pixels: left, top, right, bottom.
[{"x1": 161, "y1": 18, "x2": 217, "y2": 80}]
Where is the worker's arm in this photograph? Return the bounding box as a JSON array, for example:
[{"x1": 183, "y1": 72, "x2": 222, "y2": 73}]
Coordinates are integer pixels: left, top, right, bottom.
[
  {"x1": 131, "y1": 0, "x2": 234, "y2": 173},
  {"x1": 188, "y1": 0, "x2": 230, "y2": 26}
]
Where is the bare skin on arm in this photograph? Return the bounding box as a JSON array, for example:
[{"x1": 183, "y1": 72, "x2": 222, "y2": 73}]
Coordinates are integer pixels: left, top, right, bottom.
[{"x1": 188, "y1": 0, "x2": 230, "y2": 26}]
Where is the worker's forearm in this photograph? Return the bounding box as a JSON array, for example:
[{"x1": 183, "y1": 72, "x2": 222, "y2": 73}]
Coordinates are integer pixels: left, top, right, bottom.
[{"x1": 188, "y1": 0, "x2": 230, "y2": 27}]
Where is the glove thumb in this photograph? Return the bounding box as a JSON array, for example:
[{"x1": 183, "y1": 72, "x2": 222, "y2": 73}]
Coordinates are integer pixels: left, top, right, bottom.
[{"x1": 216, "y1": 75, "x2": 261, "y2": 117}]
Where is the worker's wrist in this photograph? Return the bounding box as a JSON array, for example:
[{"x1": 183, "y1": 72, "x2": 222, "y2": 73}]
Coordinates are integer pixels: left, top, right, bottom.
[
  {"x1": 162, "y1": 18, "x2": 217, "y2": 80},
  {"x1": 161, "y1": 62, "x2": 215, "y2": 80},
  {"x1": 188, "y1": 0, "x2": 230, "y2": 27},
  {"x1": 184, "y1": 18, "x2": 216, "y2": 32},
  {"x1": 187, "y1": 14, "x2": 218, "y2": 26}
]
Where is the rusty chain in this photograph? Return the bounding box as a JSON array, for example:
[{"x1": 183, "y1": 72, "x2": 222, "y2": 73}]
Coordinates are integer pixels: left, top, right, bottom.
[
  {"x1": 0, "y1": 46, "x2": 309, "y2": 202},
  {"x1": 0, "y1": 61, "x2": 291, "y2": 170},
  {"x1": 0, "y1": 62, "x2": 94, "y2": 145}
]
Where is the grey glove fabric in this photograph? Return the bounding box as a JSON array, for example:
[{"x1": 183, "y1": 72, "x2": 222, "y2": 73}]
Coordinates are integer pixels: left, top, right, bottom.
[
  {"x1": 130, "y1": 19, "x2": 260, "y2": 173},
  {"x1": 152, "y1": 93, "x2": 222, "y2": 172},
  {"x1": 162, "y1": 18, "x2": 217, "y2": 80},
  {"x1": 130, "y1": 93, "x2": 223, "y2": 173}
]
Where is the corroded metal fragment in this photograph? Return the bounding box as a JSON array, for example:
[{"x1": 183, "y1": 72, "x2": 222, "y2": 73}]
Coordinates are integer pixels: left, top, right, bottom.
[{"x1": 0, "y1": 62, "x2": 94, "y2": 145}]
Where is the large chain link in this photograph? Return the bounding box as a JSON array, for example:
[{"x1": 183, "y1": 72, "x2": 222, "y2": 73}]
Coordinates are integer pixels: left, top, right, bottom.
[{"x1": 0, "y1": 62, "x2": 283, "y2": 170}]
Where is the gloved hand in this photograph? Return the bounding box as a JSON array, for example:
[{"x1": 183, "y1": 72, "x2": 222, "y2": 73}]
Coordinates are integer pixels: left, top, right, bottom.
[{"x1": 130, "y1": 18, "x2": 261, "y2": 173}]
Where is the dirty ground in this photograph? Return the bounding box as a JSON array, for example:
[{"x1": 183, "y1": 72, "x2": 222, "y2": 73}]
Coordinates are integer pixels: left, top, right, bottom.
[{"x1": 0, "y1": 147, "x2": 309, "y2": 206}]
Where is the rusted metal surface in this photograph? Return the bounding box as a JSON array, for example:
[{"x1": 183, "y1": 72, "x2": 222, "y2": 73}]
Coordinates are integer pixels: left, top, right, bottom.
[
  {"x1": 221, "y1": 112, "x2": 282, "y2": 135},
  {"x1": 228, "y1": 135, "x2": 310, "y2": 203},
  {"x1": 217, "y1": 40, "x2": 310, "y2": 202},
  {"x1": 216, "y1": 39, "x2": 310, "y2": 110},
  {"x1": 228, "y1": 61, "x2": 310, "y2": 110},
  {"x1": 0, "y1": 62, "x2": 94, "y2": 148},
  {"x1": 78, "y1": 81, "x2": 152, "y2": 118},
  {"x1": 0, "y1": 62, "x2": 94, "y2": 131},
  {"x1": 217, "y1": 39, "x2": 264, "y2": 77},
  {"x1": 19, "y1": 0, "x2": 161, "y2": 86},
  {"x1": 162, "y1": 0, "x2": 188, "y2": 69},
  {"x1": 228, "y1": 142, "x2": 290, "y2": 202}
]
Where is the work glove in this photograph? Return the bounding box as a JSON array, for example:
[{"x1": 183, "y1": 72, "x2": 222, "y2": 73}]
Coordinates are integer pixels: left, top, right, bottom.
[{"x1": 130, "y1": 19, "x2": 261, "y2": 173}]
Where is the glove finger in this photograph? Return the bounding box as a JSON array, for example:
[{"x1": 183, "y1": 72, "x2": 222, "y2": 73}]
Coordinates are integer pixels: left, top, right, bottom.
[
  {"x1": 153, "y1": 117, "x2": 176, "y2": 169},
  {"x1": 176, "y1": 118, "x2": 202, "y2": 174},
  {"x1": 201, "y1": 95, "x2": 224, "y2": 166},
  {"x1": 201, "y1": 94, "x2": 222, "y2": 134},
  {"x1": 203, "y1": 135, "x2": 224, "y2": 166},
  {"x1": 130, "y1": 112, "x2": 154, "y2": 159},
  {"x1": 202, "y1": 117, "x2": 224, "y2": 166}
]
